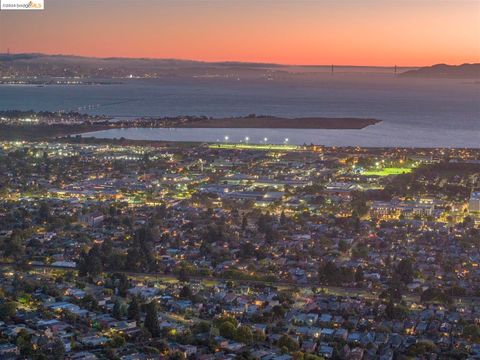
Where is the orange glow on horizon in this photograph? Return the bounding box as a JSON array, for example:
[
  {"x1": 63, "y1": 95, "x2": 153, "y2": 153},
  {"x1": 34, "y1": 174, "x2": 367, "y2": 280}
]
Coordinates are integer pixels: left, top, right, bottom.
[{"x1": 0, "y1": 0, "x2": 478, "y2": 67}]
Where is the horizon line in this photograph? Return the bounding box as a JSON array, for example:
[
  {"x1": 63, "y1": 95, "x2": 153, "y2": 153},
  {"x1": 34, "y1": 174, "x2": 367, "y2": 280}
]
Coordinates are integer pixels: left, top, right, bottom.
[{"x1": 2, "y1": 51, "x2": 478, "y2": 68}]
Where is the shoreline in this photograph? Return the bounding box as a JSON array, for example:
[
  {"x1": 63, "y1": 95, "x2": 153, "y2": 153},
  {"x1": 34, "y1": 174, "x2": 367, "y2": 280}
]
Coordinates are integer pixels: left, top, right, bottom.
[
  {"x1": 0, "y1": 116, "x2": 381, "y2": 141},
  {"x1": 46, "y1": 136, "x2": 480, "y2": 151},
  {"x1": 170, "y1": 116, "x2": 381, "y2": 129}
]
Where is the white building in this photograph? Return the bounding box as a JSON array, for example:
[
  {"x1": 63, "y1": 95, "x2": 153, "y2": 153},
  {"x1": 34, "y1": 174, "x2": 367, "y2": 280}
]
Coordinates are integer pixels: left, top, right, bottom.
[{"x1": 469, "y1": 192, "x2": 480, "y2": 213}]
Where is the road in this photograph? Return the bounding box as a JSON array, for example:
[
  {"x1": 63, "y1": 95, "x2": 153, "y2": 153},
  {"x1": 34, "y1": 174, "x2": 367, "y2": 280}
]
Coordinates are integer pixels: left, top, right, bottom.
[{"x1": 0, "y1": 261, "x2": 383, "y2": 299}]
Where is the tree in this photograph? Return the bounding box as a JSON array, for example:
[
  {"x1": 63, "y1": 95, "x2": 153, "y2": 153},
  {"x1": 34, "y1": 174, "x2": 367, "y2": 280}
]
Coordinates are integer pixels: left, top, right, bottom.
[
  {"x1": 109, "y1": 333, "x2": 126, "y2": 348},
  {"x1": 16, "y1": 330, "x2": 34, "y2": 357},
  {"x1": 396, "y1": 258, "x2": 414, "y2": 284},
  {"x1": 272, "y1": 305, "x2": 286, "y2": 319},
  {"x1": 177, "y1": 263, "x2": 191, "y2": 283},
  {"x1": 385, "y1": 300, "x2": 408, "y2": 320},
  {"x1": 380, "y1": 280, "x2": 403, "y2": 303},
  {"x1": 420, "y1": 288, "x2": 452, "y2": 305},
  {"x1": 169, "y1": 352, "x2": 187, "y2": 360},
  {"x1": 305, "y1": 355, "x2": 324, "y2": 360},
  {"x1": 204, "y1": 225, "x2": 224, "y2": 243},
  {"x1": 77, "y1": 250, "x2": 89, "y2": 277},
  {"x1": 318, "y1": 261, "x2": 338, "y2": 285},
  {"x1": 126, "y1": 247, "x2": 143, "y2": 272},
  {"x1": 80, "y1": 294, "x2": 98, "y2": 311},
  {"x1": 242, "y1": 215, "x2": 248, "y2": 230},
  {"x1": 253, "y1": 329, "x2": 266, "y2": 342},
  {"x1": 125, "y1": 226, "x2": 156, "y2": 272},
  {"x1": 463, "y1": 324, "x2": 480, "y2": 342},
  {"x1": 235, "y1": 325, "x2": 253, "y2": 344},
  {"x1": 406, "y1": 339, "x2": 438, "y2": 357},
  {"x1": 277, "y1": 334, "x2": 299, "y2": 352},
  {"x1": 50, "y1": 338, "x2": 66, "y2": 360},
  {"x1": 144, "y1": 301, "x2": 160, "y2": 337},
  {"x1": 100, "y1": 239, "x2": 113, "y2": 267},
  {"x1": 353, "y1": 215, "x2": 361, "y2": 233},
  {"x1": 112, "y1": 300, "x2": 123, "y2": 320},
  {"x1": 351, "y1": 191, "x2": 369, "y2": 217},
  {"x1": 3, "y1": 231, "x2": 25, "y2": 260},
  {"x1": 219, "y1": 321, "x2": 237, "y2": 339},
  {"x1": 78, "y1": 245, "x2": 104, "y2": 278},
  {"x1": 88, "y1": 245, "x2": 104, "y2": 277},
  {"x1": 179, "y1": 285, "x2": 193, "y2": 299},
  {"x1": 355, "y1": 266, "x2": 364, "y2": 283},
  {"x1": 127, "y1": 296, "x2": 141, "y2": 321},
  {"x1": 38, "y1": 201, "x2": 51, "y2": 223},
  {"x1": 239, "y1": 242, "x2": 255, "y2": 258},
  {"x1": 236, "y1": 350, "x2": 254, "y2": 360},
  {"x1": 352, "y1": 244, "x2": 368, "y2": 259},
  {"x1": 192, "y1": 321, "x2": 211, "y2": 334},
  {"x1": 264, "y1": 227, "x2": 278, "y2": 244},
  {"x1": 115, "y1": 273, "x2": 130, "y2": 297},
  {"x1": 0, "y1": 301, "x2": 17, "y2": 321},
  {"x1": 338, "y1": 239, "x2": 349, "y2": 253}
]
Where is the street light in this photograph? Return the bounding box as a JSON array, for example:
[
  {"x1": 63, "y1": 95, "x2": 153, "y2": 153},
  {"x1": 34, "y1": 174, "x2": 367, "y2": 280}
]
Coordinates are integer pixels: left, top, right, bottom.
[
  {"x1": 264, "y1": 137, "x2": 268, "y2": 143},
  {"x1": 224, "y1": 136, "x2": 229, "y2": 142},
  {"x1": 245, "y1": 136, "x2": 249, "y2": 143},
  {"x1": 284, "y1": 138, "x2": 289, "y2": 143}
]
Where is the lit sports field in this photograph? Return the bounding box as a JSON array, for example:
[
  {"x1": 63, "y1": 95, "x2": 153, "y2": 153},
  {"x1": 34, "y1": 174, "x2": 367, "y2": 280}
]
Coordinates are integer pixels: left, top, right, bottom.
[
  {"x1": 209, "y1": 143, "x2": 300, "y2": 151},
  {"x1": 363, "y1": 167, "x2": 413, "y2": 176}
]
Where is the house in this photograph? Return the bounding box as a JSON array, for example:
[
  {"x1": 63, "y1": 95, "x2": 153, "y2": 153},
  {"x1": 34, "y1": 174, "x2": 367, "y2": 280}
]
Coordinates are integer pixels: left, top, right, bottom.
[
  {"x1": 301, "y1": 340, "x2": 317, "y2": 353},
  {"x1": 80, "y1": 335, "x2": 109, "y2": 347},
  {"x1": 128, "y1": 286, "x2": 159, "y2": 300},
  {"x1": 347, "y1": 332, "x2": 362, "y2": 344},
  {"x1": 294, "y1": 313, "x2": 318, "y2": 326},
  {"x1": 0, "y1": 343, "x2": 19, "y2": 358},
  {"x1": 318, "y1": 343, "x2": 334, "y2": 358},
  {"x1": 349, "y1": 347, "x2": 364, "y2": 360},
  {"x1": 334, "y1": 328, "x2": 348, "y2": 341},
  {"x1": 69, "y1": 351, "x2": 98, "y2": 359},
  {"x1": 79, "y1": 211, "x2": 105, "y2": 227},
  {"x1": 321, "y1": 328, "x2": 335, "y2": 340},
  {"x1": 51, "y1": 261, "x2": 77, "y2": 268},
  {"x1": 47, "y1": 301, "x2": 82, "y2": 313}
]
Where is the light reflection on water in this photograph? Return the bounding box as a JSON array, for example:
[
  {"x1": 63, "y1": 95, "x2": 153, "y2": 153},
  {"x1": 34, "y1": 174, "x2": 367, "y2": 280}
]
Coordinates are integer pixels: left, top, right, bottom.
[{"x1": 81, "y1": 122, "x2": 480, "y2": 148}]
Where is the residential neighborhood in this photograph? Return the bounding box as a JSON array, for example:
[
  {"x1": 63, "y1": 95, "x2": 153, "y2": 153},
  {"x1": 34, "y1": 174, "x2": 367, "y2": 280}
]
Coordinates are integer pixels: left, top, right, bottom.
[{"x1": 0, "y1": 140, "x2": 479, "y2": 359}]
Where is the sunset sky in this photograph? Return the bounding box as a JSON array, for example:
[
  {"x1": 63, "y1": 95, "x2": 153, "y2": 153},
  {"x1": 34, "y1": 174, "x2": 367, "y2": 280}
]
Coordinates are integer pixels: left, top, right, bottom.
[{"x1": 0, "y1": 0, "x2": 479, "y2": 66}]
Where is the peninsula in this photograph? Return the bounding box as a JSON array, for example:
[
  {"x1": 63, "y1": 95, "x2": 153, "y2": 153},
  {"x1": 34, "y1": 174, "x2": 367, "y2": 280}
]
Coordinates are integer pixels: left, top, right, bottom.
[
  {"x1": 400, "y1": 63, "x2": 480, "y2": 79},
  {"x1": 0, "y1": 112, "x2": 381, "y2": 141},
  {"x1": 167, "y1": 116, "x2": 381, "y2": 129}
]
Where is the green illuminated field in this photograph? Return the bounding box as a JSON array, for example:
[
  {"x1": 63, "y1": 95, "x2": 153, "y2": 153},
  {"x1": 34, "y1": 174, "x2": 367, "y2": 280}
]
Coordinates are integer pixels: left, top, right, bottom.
[
  {"x1": 209, "y1": 143, "x2": 299, "y2": 151},
  {"x1": 363, "y1": 167, "x2": 413, "y2": 176}
]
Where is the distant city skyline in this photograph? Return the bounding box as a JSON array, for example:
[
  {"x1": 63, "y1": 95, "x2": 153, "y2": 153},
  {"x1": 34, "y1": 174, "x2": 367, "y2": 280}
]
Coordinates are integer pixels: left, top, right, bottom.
[{"x1": 0, "y1": 0, "x2": 479, "y2": 66}]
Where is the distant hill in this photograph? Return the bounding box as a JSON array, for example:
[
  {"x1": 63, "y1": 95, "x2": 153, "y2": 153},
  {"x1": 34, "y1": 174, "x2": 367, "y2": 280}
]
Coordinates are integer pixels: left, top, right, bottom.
[
  {"x1": 0, "y1": 53, "x2": 284, "y2": 79},
  {"x1": 0, "y1": 53, "x2": 277, "y2": 67},
  {"x1": 400, "y1": 63, "x2": 480, "y2": 79},
  {"x1": 0, "y1": 53, "x2": 411, "y2": 79}
]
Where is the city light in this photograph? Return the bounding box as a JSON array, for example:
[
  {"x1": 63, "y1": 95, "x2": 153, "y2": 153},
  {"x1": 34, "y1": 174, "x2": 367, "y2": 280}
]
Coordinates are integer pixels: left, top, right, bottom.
[{"x1": 0, "y1": 3, "x2": 476, "y2": 353}]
